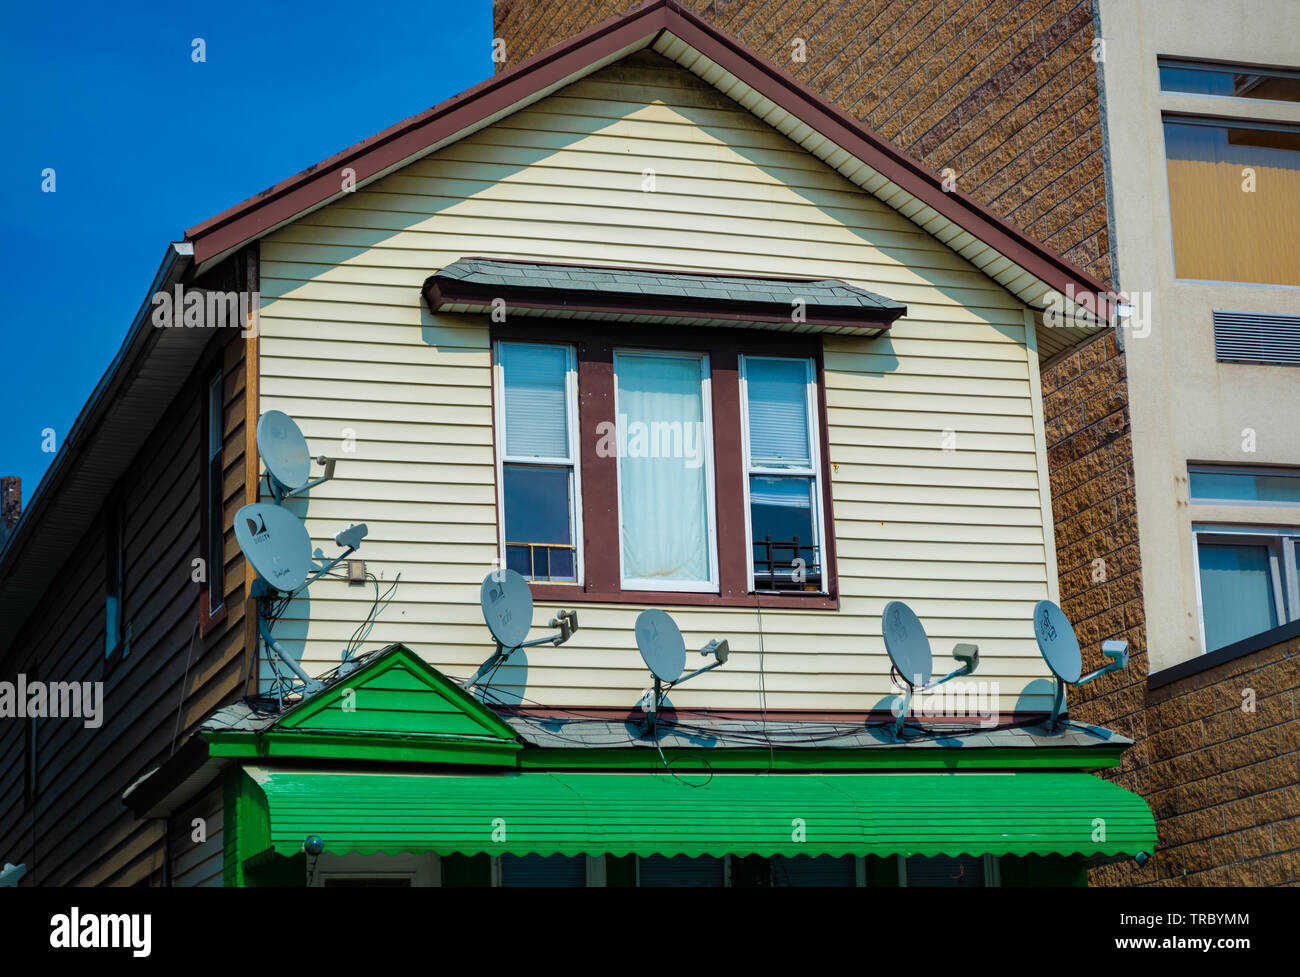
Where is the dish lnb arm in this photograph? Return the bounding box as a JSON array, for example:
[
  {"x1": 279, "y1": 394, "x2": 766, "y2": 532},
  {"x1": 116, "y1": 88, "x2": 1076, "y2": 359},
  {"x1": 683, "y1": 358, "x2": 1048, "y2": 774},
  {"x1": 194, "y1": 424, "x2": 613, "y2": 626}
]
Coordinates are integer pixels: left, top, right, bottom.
[
  {"x1": 952, "y1": 642, "x2": 979, "y2": 674},
  {"x1": 548, "y1": 609, "x2": 579, "y2": 645},
  {"x1": 1078, "y1": 639, "x2": 1129, "y2": 685},
  {"x1": 282, "y1": 455, "x2": 339, "y2": 500},
  {"x1": 676, "y1": 638, "x2": 729, "y2": 684}
]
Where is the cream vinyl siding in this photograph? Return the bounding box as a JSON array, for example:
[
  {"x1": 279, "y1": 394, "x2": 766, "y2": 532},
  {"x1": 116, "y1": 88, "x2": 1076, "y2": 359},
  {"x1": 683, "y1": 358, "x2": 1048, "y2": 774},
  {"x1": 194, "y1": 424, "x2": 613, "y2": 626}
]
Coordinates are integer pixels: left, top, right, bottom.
[{"x1": 257, "y1": 52, "x2": 1057, "y2": 712}]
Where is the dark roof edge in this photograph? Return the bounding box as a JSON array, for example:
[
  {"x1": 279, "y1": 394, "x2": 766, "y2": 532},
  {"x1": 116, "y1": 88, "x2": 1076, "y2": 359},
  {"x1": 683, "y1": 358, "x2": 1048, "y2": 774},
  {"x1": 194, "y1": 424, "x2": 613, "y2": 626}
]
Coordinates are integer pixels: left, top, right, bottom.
[{"x1": 0, "y1": 242, "x2": 193, "y2": 587}]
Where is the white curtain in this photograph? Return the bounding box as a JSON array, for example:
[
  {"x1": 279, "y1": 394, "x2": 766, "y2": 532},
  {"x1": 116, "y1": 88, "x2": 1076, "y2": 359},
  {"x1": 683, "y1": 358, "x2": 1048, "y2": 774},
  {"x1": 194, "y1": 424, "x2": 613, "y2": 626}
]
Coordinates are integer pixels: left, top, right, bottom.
[{"x1": 617, "y1": 353, "x2": 710, "y2": 584}]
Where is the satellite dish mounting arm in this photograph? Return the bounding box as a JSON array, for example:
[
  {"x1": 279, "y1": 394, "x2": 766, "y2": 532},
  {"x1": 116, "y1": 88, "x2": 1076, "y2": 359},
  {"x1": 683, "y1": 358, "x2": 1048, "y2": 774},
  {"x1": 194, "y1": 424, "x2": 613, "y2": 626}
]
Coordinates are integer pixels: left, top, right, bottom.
[
  {"x1": 1048, "y1": 639, "x2": 1127, "y2": 729},
  {"x1": 464, "y1": 609, "x2": 579, "y2": 691},
  {"x1": 269, "y1": 456, "x2": 338, "y2": 504},
  {"x1": 643, "y1": 639, "x2": 729, "y2": 737},
  {"x1": 892, "y1": 643, "x2": 979, "y2": 741}
]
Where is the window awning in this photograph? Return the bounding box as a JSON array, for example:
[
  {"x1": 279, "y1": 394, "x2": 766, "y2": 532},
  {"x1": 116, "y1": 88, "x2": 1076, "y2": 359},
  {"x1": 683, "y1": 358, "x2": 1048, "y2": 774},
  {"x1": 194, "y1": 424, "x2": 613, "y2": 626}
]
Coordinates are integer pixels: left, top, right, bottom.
[
  {"x1": 422, "y1": 258, "x2": 906, "y2": 335},
  {"x1": 245, "y1": 767, "x2": 1155, "y2": 861}
]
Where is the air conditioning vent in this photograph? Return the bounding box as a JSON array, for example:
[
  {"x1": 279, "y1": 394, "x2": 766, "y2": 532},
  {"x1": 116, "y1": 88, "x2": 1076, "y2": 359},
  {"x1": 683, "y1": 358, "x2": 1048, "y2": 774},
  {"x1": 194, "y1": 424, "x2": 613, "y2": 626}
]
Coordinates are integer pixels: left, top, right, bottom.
[{"x1": 1213, "y1": 310, "x2": 1300, "y2": 365}]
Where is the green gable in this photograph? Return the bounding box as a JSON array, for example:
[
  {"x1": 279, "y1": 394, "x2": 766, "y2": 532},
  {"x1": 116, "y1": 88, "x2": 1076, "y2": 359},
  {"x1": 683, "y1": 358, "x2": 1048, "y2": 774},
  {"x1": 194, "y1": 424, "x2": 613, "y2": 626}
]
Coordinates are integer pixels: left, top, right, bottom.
[{"x1": 276, "y1": 644, "x2": 517, "y2": 741}]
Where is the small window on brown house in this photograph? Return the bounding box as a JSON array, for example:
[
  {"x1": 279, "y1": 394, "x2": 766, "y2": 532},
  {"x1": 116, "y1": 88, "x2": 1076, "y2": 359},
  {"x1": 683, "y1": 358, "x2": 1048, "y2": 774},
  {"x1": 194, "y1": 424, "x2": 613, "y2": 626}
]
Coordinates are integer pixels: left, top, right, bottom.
[
  {"x1": 104, "y1": 491, "x2": 125, "y2": 660},
  {"x1": 202, "y1": 369, "x2": 226, "y2": 617}
]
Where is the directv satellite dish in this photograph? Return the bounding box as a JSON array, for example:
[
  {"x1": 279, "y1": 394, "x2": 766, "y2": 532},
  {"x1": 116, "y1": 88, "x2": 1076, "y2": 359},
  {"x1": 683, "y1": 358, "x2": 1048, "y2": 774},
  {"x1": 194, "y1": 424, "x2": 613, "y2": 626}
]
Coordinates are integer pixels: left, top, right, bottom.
[
  {"x1": 463, "y1": 569, "x2": 579, "y2": 694},
  {"x1": 480, "y1": 568, "x2": 533, "y2": 649},
  {"x1": 258, "y1": 410, "x2": 312, "y2": 492},
  {"x1": 636, "y1": 608, "x2": 687, "y2": 684},
  {"x1": 1032, "y1": 600, "x2": 1082, "y2": 684},
  {"x1": 1031, "y1": 600, "x2": 1129, "y2": 729},
  {"x1": 879, "y1": 600, "x2": 979, "y2": 741},
  {"x1": 633, "y1": 608, "x2": 728, "y2": 736},
  {"x1": 882, "y1": 600, "x2": 932, "y2": 687},
  {"x1": 235, "y1": 502, "x2": 315, "y2": 592}
]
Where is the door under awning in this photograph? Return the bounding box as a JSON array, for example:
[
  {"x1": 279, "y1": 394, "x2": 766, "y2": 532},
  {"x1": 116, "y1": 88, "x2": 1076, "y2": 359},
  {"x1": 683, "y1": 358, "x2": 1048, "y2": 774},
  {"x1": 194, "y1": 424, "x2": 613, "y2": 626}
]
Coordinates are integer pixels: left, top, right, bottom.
[{"x1": 241, "y1": 767, "x2": 1155, "y2": 862}]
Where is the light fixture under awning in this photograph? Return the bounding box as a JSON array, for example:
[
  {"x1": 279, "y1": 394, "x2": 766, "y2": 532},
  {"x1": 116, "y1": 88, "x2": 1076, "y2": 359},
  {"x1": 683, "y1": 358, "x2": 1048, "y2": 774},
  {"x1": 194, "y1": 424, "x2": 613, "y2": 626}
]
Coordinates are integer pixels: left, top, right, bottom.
[
  {"x1": 244, "y1": 767, "x2": 1154, "y2": 861},
  {"x1": 422, "y1": 257, "x2": 906, "y2": 336}
]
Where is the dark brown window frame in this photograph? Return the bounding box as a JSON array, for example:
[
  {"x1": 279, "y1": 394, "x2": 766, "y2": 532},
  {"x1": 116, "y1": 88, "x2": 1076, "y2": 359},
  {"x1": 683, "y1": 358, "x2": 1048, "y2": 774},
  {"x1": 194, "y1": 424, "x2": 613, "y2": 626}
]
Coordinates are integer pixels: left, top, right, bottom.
[
  {"x1": 198, "y1": 359, "x2": 228, "y2": 635},
  {"x1": 491, "y1": 321, "x2": 839, "y2": 610}
]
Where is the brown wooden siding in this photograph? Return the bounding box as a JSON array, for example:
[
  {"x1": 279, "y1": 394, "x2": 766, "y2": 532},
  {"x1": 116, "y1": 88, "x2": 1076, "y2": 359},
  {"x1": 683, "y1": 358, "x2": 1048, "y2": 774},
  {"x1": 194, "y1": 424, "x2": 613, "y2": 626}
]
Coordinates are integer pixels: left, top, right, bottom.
[{"x1": 0, "y1": 254, "x2": 253, "y2": 885}]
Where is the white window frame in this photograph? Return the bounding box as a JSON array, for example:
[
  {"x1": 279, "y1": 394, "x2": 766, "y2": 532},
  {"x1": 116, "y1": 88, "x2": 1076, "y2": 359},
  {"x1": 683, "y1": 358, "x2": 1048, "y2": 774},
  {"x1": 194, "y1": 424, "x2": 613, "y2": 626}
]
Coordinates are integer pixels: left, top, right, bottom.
[
  {"x1": 897, "y1": 853, "x2": 1000, "y2": 887},
  {"x1": 1191, "y1": 524, "x2": 1300, "y2": 653},
  {"x1": 492, "y1": 340, "x2": 584, "y2": 586},
  {"x1": 738, "y1": 354, "x2": 828, "y2": 594},
  {"x1": 612, "y1": 348, "x2": 719, "y2": 593}
]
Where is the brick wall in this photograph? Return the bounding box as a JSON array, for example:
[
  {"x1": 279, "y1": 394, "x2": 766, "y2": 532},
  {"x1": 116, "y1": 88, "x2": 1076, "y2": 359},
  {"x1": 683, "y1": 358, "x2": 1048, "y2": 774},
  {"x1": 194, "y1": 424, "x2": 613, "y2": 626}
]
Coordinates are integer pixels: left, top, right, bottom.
[
  {"x1": 1091, "y1": 637, "x2": 1300, "y2": 886},
  {"x1": 493, "y1": 0, "x2": 1112, "y2": 283}
]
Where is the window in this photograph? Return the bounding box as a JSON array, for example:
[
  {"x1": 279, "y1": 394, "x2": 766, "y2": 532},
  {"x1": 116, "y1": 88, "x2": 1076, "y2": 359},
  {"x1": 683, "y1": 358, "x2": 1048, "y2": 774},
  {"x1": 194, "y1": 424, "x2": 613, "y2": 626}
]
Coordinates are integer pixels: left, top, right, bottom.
[
  {"x1": 1162, "y1": 117, "x2": 1300, "y2": 285},
  {"x1": 491, "y1": 324, "x2": 837, "y2": 607},
  {"x1": 1159, "y1": 59, "x2": 1300, "y2": 103},
  {"x1": 204, "y1": 370, "x2": 226, "y2": 614},
  {"x1": 740, "y1": 356, "x2": 826, "y2": 592},
  {"x1": 899, "y1": 854, "x2": 998, "y2": 887},
  {"x1": 637, "y1": 854, "x2": 728, "y2": 886},
  {"x1": 1189, "y1": 465, "x2": 1300, "y2": 505},
  {"x1": 498, "y1": 853, "x2": 587, "y2": 887},
  {"x1": 494, "y1": 342, "x2": 581, "y2": 583},
  {"x1": 104, "y1": 493, "x2": 125, "y2": 659},
  {"x1": 1193, "y1": 526, "x2": 1300, "y2": 652},
  {"x1": 613, "y1": 350, "x2": 717, "y2": 592}
]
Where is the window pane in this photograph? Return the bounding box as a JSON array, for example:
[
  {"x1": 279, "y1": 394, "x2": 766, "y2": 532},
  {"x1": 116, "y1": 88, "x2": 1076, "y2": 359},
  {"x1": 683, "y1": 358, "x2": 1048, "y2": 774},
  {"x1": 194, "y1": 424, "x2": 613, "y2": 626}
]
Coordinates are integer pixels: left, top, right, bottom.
[
  {"x1": 501, "y1": 343, "x2": 568, "y2": 458},
  {"x1": 1163, "y1": 121, "x2": 1300, "y2": 285},
  {"x1": 1198, "y1": 542, "x2": 1278, "y2": 651},
  {"x1": 616, "y1": 353, "x2": 711, "y2": 585},
  {"x1": 904, "y1": 855, "x2": 985, "y2": 887},
  {"x1": 750, "y1": 475, "x2": 817, "y2": 588},
  {"x1": 1189, "y1": 469, "x2": 1300, "y2": 505},
  {"x1": 208, "y1": 375, "x2": 223, "y2": 460},
  {"x1": 500, "y1": 854, "x2": 585, "y2": 887},
  {"x1": 638, "y1": 855, "x2": 725, "y2": 887},
  {"x1": 745, "y1": 358, "x2": 811, "y2": 468},
  {"x1": 771, "y1": 855, "x2": 856, "y2": 887},
  {"x1": 1159, "y1": 64, "x2": 1300, "y2": 102},
  {"x1": 503, "y1": 464, "x2": 575, "y2": 582}
]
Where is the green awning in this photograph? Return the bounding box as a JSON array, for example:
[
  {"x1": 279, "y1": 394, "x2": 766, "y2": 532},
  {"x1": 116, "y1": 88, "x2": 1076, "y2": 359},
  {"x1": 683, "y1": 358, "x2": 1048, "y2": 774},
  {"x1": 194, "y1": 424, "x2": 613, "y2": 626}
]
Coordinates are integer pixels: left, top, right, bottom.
[{"x1": 247, "y1": 768, "x2": 1155, "y2": 860}]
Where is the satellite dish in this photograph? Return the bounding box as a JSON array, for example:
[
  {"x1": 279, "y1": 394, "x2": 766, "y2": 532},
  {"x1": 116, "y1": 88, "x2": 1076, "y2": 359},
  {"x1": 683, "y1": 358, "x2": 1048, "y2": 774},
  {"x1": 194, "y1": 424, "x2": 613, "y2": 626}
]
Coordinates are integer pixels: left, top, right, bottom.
[
  {"x1": 480, "y1": 568, "x2": 533, "y2": 648},
  {"x1": 258, "y1": 410, "x2": 312, "y2": 491},
  {"x1": 635, "y1": 608, "x2": 687, "y2": 684},
  {"x1": 235, "y1": 502, "x2": 315, "y2": 592},
  {"x1": 1032, "y1": 600, "x2": 1082, "y2": 684},
  {"x1": 882, "y1": 600, "x2": 932, "y2": 687}
]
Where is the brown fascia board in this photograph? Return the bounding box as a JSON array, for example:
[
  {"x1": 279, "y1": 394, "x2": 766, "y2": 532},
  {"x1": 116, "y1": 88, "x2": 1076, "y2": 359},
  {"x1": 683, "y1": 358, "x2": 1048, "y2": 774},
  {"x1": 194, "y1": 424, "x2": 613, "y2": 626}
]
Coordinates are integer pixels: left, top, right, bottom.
[
  {"x1": 423, "y1": 278, "x2": 901, "y2": 332},
  {"x1": 184, "y1": 0, "x2": 1114, "y2": 318}
]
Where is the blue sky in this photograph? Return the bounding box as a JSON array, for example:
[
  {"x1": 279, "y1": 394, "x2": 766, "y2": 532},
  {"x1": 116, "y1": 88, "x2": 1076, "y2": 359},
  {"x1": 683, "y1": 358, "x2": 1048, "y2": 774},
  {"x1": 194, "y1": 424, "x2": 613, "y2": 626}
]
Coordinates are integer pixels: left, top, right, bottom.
[{"x1": 0, "y1": 0, "x2": 493, "y2": 509}]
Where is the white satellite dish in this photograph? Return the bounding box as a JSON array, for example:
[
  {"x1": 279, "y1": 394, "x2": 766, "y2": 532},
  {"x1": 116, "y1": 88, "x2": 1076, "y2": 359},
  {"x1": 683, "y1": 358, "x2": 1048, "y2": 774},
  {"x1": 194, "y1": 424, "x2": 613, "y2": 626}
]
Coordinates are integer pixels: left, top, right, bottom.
[
  {"x1": 882, "y1": 600, "x2": 932, "y2": 687},
  {"x1": 0, "y1": 862, "x2": 27, "y2": 887},
  {"x1": 480, "y1": 568, "x2": 534, "y2": 649},
  {"x1": 635, "y1": 609, "x2": 688, "y2": 684},
  {"x1": 1032, "y1": 600, "x2": 1082, "y2": 683},
  {"x1": 258, "y1": 410, "x2": 312, "y2": 492},
  {"x1": 235, "y1": 502, "x2": 315, "y2": 593},
  {"x1": 463, "y1": 569, "x2": 578, "y2": 693},
  {"x1": 633, "y1": 608, "x2": 728, "y2": 736},
  {"x1": 879, "y1": 600, "x2": 979, "y2": 741},
  {"x1": 1031, "y1": 600, "x2": 1128, "y2": 729}
]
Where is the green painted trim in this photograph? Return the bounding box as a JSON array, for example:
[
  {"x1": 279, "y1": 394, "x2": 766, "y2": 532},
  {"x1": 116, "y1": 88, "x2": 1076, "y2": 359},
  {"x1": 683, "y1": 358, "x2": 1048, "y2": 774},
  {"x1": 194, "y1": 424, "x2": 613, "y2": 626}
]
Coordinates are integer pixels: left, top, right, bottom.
[
  {"x1": 206, "y1": 730, "x2": 520, "y2": 765},
  {"x1": 274, "y1": 644, "x2": 518, "y2": 741},
  {"x1": 515, "y1": 746, "x2": 1125, "y2": 771},
  {"x1": 222, "y1": 767, "x2": 272, "y2": 887}
]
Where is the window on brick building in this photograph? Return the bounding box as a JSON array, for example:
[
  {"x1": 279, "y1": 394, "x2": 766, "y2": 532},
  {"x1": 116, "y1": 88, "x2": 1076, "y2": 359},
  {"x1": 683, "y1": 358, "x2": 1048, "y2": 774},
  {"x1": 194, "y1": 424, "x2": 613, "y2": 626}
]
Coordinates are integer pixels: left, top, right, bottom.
[{"x1": 1193, "y1": 526, "x2": 1300, "y2": 652}]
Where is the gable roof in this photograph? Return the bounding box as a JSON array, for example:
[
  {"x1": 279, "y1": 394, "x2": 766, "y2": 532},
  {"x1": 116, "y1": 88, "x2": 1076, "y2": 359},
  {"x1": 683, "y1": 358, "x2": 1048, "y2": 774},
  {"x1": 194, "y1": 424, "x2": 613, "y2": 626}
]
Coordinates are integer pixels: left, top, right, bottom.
[{"x1": 185, "y1": 0, "x2": 1115, "y2": 352}]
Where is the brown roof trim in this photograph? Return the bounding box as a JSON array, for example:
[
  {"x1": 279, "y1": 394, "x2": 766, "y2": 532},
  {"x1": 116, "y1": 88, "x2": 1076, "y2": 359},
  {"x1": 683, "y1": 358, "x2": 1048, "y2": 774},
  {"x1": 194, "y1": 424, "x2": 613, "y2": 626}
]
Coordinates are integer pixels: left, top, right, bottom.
[
  {"x1": 424, "y1": 281, "x2": 899, "y2": 333},
  {"x1": 184, "y1": 0, "x2": 1114, "y2": 318}
]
